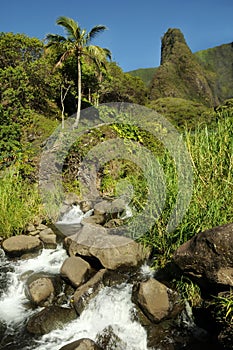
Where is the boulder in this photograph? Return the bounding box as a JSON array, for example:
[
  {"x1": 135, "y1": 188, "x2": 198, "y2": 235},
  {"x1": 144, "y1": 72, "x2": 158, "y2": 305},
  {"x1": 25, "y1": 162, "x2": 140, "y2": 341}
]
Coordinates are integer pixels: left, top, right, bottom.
[
  {"x1": 26, "y1": 306, "x2": 77, "y2": 335},
  {"x1": 173, "y1": 223, "x2": 233, "y2": 290},
  {"x1": 65, "y1": 223, "x2": 150, "y2": 270},
  {"x1": 59, "y1": 338, "x2": 102, "y2": 350},
  {"x1": 60, "y1": 256, "x2": 92, "y2": 287},
  {"x1": 27, "y1": 277, "x2": 54, "y2": 306},
  {"x1": 2, "y1": 235, "x2": 42, "y2": 257},
  {"x1": 132, "y1": 278, "x2": 177, "y2": 323},
  {"x1": 39, "y1": 228, "x2": 57, "y2": 248},
  {"x1": 25, "y1": 273, "x2": 63, "y2": 306},
  {"x1": 73, "y1": 269, "x2": 106, "y2": 314},
  {"x1": 94, "y1": 199, "x2": 126, "y2": 220}
]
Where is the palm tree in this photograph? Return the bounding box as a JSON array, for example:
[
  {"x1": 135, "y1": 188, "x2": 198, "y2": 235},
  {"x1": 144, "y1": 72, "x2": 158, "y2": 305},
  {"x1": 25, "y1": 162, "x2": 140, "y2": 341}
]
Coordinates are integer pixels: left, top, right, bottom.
[{"x1": 45, "y1": 16, "x2": 111, "y2": 127}]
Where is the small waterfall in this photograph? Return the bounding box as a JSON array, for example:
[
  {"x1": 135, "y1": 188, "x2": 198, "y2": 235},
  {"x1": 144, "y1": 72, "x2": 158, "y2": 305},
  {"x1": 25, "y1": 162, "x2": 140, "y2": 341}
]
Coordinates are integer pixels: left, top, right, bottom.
[
  {"x1": 34, "y1": 284, "x2": 148, "y2": 350},
  {"x1": 0, "y1": 245, "x2": 68, "y2": 325}
]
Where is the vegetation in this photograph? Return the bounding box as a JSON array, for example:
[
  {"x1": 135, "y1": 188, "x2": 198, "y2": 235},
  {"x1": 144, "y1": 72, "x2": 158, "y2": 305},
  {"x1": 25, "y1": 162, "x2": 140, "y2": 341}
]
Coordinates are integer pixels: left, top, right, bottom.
[
  {"x1": 0, "y1": 21, "x2": 232, "y2": 331},
  {"x1": 45, "y1": 16, "x2": 111, "y2": 126},
  {"x1": 127, "y1": 67, "x2": 157, "y2": 87},
  {"x1": 0, "y1": 166, "x2": 44, "y2": 237}
]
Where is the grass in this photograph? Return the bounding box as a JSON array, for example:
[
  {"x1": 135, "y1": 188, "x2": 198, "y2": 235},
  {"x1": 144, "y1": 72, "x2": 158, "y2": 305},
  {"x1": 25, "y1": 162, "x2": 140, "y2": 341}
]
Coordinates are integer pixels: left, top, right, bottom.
[{"x1": 0, "y1": 166, "x2": 44, "y2": 237}]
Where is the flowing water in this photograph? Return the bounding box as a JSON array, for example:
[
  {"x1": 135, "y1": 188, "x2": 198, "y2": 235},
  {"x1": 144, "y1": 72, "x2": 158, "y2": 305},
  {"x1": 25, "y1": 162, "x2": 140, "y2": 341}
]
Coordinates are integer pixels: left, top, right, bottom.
[
  {"x1": 0, "y1": 205, "x2": 150, "y2": 350},
  {"x1": 0, "y1": 244, "x2": 149, "y2": 350}
]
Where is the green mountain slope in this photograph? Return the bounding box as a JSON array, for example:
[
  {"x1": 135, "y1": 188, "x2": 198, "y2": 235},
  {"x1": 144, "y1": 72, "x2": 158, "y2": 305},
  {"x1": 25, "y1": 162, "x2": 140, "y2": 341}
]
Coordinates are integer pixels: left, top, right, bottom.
[
  {"x1": 128, "y1": 30, "x2": 233, "y2": 106},
  {"x1": 149, "y1": 28, "x2": 217, "y2": 106},
  {"x1": 127, "y1": 67, "x2": 157, "y2": 87},
  {"x1": 195, "y1": 43, "x2": 233, "y2": 102}
]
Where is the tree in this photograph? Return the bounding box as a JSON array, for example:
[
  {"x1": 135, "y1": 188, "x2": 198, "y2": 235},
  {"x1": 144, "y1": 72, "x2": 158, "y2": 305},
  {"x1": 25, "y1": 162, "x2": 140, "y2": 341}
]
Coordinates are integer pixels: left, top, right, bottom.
[{"x1": 45, "y1": 16, "x2": 111, "y2": 127}]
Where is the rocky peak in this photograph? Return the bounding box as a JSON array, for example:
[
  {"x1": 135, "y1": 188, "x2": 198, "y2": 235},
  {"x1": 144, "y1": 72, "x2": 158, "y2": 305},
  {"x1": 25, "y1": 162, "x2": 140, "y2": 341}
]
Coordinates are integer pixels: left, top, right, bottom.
[{"x1": 160, "y1": 28, "x2": 191, "y2": 64}]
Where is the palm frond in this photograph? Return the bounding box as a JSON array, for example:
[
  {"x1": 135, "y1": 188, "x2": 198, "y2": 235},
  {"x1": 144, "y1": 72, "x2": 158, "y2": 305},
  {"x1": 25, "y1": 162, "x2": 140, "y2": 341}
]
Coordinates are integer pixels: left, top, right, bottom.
[
  {"x1": 56, "y1": 16, "x2": 80, "y2": 40},
  {"x1": 45, "y1": 34, "x2": 67, "y2": 47},
  {"x1": 87, "y1": 25, "x2": 108, "y2": 43}
]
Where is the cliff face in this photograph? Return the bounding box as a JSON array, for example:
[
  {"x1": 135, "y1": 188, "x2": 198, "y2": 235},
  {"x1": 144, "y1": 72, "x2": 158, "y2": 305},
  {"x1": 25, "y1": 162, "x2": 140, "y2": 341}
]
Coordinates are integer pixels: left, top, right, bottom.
[
  {"x1": 195, "y1": 43, "x2": 233, "y2": 102},
  {"x1": 149, "y1": 28, "x2": 218, "y2": 106}
]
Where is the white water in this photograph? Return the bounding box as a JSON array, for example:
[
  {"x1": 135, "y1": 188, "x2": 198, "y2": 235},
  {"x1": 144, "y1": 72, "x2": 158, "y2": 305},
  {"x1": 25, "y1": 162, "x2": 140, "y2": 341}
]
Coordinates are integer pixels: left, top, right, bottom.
[
  {"x1": 0, "y1": 245, "x2": 68, "y2": 324},
  {"x1": 34, "y1": 284, "x2": 148, "y2": 350},
  {"x1": 56, "y1": 205, "x2": 93, "y2": 225}
]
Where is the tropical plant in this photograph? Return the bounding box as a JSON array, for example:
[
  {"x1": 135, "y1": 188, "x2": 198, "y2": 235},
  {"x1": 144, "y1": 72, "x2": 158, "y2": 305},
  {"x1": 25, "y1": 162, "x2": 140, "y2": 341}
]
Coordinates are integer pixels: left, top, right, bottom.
[{"x1": 45, "y1": 16, "x2": 111, "y2": 126}]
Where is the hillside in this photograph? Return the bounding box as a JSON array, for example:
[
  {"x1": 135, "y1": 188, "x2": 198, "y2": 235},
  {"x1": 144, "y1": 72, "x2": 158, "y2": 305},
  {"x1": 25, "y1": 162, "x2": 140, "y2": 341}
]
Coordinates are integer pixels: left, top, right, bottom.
[
  {"x1": 149, "y1": 28, "x2": 217, "y2": 106},
  {"x1": 195, "y1": 43, "x2": 233, "y2": 102},
  {"x1": 128, "y1": 29, "x2": 233, "y2": 106},
  {"x1": 127, "y1": 67, "x2": 157, "y2": 87}
]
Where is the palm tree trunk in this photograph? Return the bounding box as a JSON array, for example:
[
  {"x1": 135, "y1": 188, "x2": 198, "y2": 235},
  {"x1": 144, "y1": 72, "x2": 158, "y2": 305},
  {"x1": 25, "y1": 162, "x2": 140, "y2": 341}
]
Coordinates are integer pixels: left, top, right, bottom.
[{"x1": 74, "y1": 54, "x2": 81, "y2": 128}]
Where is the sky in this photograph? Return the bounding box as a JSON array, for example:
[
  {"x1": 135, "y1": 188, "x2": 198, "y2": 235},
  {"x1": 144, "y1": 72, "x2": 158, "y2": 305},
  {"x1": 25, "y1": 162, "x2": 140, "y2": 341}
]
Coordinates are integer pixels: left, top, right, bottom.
[{"x1": 0, "y1": 0, "x2": 232, "y2": 72}]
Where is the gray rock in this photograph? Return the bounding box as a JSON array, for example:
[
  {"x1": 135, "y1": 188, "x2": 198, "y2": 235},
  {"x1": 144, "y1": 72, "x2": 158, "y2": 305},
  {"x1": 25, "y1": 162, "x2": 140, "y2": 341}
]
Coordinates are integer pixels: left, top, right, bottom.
[
  {"x1": 66, "y1": 223, "x2": 150, "y2": 270},
  {"x1": 39, "y1": 228, "x2": 57, "y2": 248},
  {"x1": 27, "y1": 277, "x2": 54, "y2": 306},
  {"x1": 60, "y1": 256, "x2": 92, "y2": 287},
  {"x1": 59, "y1": 338, "x2": 102, "y2": 350},
  {"x1": 27, "y1": 305, "x2": 77, "y2": 335},
  {"x1": 73, "y1": 269, "x2": 106, "y2": 314},
  {"x1": 173, "y1": 223, "x2": 233, "y2": 290},
  {"x1": 2, "y1": 235, "x2": 42, "y2": 257}
]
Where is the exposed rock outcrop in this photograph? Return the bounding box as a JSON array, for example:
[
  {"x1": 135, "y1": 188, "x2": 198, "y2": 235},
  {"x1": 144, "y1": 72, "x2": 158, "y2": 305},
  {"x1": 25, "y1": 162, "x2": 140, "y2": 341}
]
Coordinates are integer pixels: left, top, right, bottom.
[
  {"x1": 65, "y1": 223, "x2": 150, "y2": 270},
  {"x1": 173, "y1": 223, "x2": 233, "y2": 291}
]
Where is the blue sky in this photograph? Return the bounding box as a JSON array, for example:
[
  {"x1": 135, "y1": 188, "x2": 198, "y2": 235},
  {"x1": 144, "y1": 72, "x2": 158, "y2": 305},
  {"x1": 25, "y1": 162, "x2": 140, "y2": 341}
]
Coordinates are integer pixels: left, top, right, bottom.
[{"x1": 1, "y1": 0, "x2": 232, "y2": 71}]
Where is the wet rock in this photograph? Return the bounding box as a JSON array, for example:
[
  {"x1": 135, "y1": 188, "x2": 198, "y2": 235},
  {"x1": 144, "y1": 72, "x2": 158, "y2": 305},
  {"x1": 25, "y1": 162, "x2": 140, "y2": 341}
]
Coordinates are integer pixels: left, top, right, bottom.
[
  {"x1": 2, "y1": 235, "x2": 42, "y2": 257},
  {"x1": 59, "y1": 338, "x2": 102, "y2": 350},
  {"x1": 94, "y1": 199, "x2": 126, "y2": 220},
  {"x1": 132, "y1": 278, "x2": 178, "y2": 323},
  {"x1": 66, "y1": 223, "x2": 150, "y2": 270},
  {"x1": 26, "y1": 306, "x2": 77, "y2": 335},
  {"x1": 79, "y1": 200, "x2": 93, "y2": 213},
  {"x1": 25, "y1": 273, "x2": 62, "y2": 306},
  {"x1": 39, "y1": 228, "x2": 57, "y2": 248},
  {"x1": 27, "y1": 277, "x2": 54, "y2": 306},
  {"x1": 218, "y1": 325, "x2": 233, "y2": 349},
  {"x1": 96, "y1": 325, "x2": 127, "y2": 349},
  {"x1": 60, "y1": 256, "x2": 92, "y2": 287},
  {"x1": 173, "y1": 223, "x2": 233, "y2": 291},
  {"x1": 82, "y1": 214, "x2": 105, "y2": 225},
  {"x1": 73, "y1": 269, "x2": 106, "y2": 314}
]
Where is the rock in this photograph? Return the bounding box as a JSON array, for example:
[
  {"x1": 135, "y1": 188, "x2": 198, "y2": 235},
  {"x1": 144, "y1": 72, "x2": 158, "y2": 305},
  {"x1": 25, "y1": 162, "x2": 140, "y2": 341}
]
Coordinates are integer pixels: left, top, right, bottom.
[
  {"x1": 25, "y1": 273, "x2": 63, "y2": 306},
  {"x1": 79, "y1": 200, "x2": 93, "y2": 213},
  {"x1": 39, "y1": 228, "x2": 57, "y2": 248},
  {"x1": 173, "y1": 223, "x2": 233, "y2": 290},
  {"x1": 27, "y1": 277, "x2": 54, "y2": 306},
  {"x1": 28, "y1": 230, "x2": 40, "y2": 236},
  {"x1": 26, "y1": 306, "x2": 77, "y2": 335},
  {"x1": 96, "y1": 325, "x2": 126, "y2": 350},
  {"x1": 26, "y1": 223, "x2": 36, "y2": 232},
  {"x1": 59, "y1": 338, "x2": 102, "y2": 350},
  {"x1": 66, "y1": 223, "x2": 150, "y2": 270},
  {"x1": 36, "y1": 223, "x2": 48, "y2": 231},
  {"x1": 82, "y1": 214, "x2": 105, "y2": 225},
  {"x1": 73, "y1": 269, "x2": 106, "y2": 314},
  {"x1": 63, "y1": 192, "x2": 80, "y2": 206},
  {"x1": 94, "y1": 199, "x2": 126, "y2": 220},
  {"x1": 2, "y1": 235, "x2": 42, "y2": 257},
  {"x1": 132, "y1": 278, "x2": 175, "y2": 323},
  {"x1": 104, "y1": 219, "x2": 124, "y2": 229},
  {"x1": 60, "y1": 256, "x2": 92, "y2": 287}
]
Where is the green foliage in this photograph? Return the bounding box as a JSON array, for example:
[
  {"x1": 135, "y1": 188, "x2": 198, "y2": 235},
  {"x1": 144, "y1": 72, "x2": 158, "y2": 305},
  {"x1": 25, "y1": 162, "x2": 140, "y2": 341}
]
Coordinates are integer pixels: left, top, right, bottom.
[
  {"x1": 0, "y1": 166, "x2": 44, "y2": 237},
  {"x1": 195, "y1": 43, "x2": 233, "y2": 102},
  {"x1": 127, "y1": 67, "x2": 157, "y2": 87},
  {"x1": 173, "y1": 276, "x2": 202, "y2": 307},
  {"x1": 148, "y1": 97, "x2": 210, "y2": 128},
  {"x1": 149, "y1": 28, "x2": 218, "y2": 106},
  {"x1": 99, "y1": 62, "x2": 148, "y2": 105},
  {"x1": 211, "y1": 291, "x2": 233, "y2": 326}
]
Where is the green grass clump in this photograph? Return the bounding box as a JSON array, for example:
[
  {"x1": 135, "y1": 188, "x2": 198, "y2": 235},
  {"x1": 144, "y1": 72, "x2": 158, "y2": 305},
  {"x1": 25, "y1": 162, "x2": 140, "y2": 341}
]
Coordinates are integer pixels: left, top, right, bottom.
[
  {"x1": 211, "y1": 291, "x2": 233, "y2": 326},
  {"x1": 0, "y1": 166, "x2": 44, "y2": 237}
]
